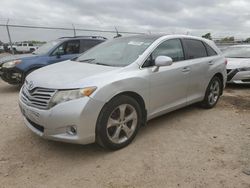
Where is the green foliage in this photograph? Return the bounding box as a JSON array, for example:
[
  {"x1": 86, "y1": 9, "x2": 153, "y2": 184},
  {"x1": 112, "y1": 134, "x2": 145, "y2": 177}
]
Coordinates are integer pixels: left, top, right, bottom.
[
  {"x1": 220, "y1": 37, "x2": 235, "y2": 42},
  {"x1": 244, "y1": 38, "x2": 250, "y2": 43},
  {"x1": 202, "y1": 33, "x2": 212, "y2": 40}
]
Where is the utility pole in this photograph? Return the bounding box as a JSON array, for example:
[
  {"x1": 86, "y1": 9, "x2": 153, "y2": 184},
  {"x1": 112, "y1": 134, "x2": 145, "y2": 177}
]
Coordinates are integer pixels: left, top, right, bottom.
[
  {"x1": 6, "y1": 19, "x2": 14, "y2": 54},
  {"x1": 72, "y1": 24, "x2": 76, "y2": 37}
]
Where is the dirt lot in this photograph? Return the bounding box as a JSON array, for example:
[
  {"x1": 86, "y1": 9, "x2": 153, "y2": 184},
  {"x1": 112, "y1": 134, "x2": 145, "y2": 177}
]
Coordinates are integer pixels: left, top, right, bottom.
[{"x1": 0, "y1": 79, "x2": 249, "y2": 188}]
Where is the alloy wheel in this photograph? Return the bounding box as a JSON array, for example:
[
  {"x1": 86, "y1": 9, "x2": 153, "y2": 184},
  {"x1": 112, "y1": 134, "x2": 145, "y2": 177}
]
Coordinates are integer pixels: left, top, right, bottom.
[
  {"x1": 208, "y1": 80, "x2": 220, "y2": 106},
  {"x1": 106, "y1": 104, "x2": 138, "y2": 144}
]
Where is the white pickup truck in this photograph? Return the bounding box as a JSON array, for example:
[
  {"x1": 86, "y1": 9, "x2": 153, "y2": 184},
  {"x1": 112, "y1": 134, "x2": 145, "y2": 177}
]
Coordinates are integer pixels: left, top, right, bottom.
[{"x1": 8, "y1": 43, "x2": 39, "y2": 53}]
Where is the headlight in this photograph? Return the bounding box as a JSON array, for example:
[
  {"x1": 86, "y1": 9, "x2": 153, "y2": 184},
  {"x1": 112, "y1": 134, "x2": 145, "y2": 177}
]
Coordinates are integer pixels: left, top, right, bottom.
[
  {"x1": 238, "y1": 67, "x2": 250, "y2": 72},
  {"x1": 2, "y1": 60, "x2": 22, "y2": 68},
  {"x1": 49, "y1": 87, "x2": 97, "y2": 108}
]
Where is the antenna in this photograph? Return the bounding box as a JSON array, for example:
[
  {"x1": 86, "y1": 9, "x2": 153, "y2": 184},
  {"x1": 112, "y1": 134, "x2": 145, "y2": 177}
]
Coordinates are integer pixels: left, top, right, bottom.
[{"x1": 114, "y1": 27, "x2": 122, "y2": 38}]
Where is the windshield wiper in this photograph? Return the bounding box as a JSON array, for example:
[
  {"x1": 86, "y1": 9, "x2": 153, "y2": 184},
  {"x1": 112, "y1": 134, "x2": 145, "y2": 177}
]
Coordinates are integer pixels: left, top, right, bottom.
[
  {"x1": 95, "y1": 62, "x2": 112, "y2": 66},
  {"x1": 78, "y1": 58, "x2": 95, "y2": 63}
]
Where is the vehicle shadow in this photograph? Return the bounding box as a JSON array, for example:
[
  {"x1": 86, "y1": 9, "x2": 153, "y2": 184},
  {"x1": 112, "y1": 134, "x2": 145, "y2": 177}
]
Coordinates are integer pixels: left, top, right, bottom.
[
  {"x1": 37, "y1": 104, "x2": 198, "y2": 156},
  {"x1": 226, "y1": 83, "x2": 250, "y2": 90}
]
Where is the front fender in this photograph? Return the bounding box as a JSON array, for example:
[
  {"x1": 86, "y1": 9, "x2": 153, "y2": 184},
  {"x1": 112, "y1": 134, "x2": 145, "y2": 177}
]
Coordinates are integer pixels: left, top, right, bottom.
[
  {"x1": 92, "y1": 77, "x2": 150, "y2": 110},
  {"x1": 15, "y1": 56, "x2": 50, "y2": 72}
]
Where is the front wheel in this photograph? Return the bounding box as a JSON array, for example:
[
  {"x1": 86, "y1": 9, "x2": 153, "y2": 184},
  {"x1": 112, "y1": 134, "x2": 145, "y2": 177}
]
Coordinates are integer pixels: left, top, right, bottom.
[
  {"x1": 96, "y1": 95, "x2": 142, "y2": 150},
  {"x1": 200, "y1": 76, "x2": 222, "y2": 109}
]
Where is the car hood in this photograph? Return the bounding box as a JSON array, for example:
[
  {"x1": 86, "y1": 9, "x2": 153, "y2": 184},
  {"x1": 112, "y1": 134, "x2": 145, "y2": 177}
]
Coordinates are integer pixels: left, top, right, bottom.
[
  {"x1": 226, "y1": 58, "x2": 250, "y2": 69},
  {"x1": 26, "y1": 60, "x2": 121, "y2": 89},
  {"x1": 0, "y1": 53, "x2": 36, "y2": 65}
]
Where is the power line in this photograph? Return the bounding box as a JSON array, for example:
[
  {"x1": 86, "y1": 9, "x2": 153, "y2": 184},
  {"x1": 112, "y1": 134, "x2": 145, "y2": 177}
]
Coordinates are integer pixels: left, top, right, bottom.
[{"x1": 0, "y1": 23, "x2": 145, "y2": 35}]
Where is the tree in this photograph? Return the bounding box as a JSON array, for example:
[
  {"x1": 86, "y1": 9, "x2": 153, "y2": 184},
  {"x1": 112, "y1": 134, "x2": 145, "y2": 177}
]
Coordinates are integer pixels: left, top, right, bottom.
[
  {"x1": 202, "y1": 33, "x2": 212, "y2": 40},
  {"x1": 245, "y1": 38, "x2": 250, "y2": 43},
  {"x1": 221, "y1": 37, "x2": 235, "y2": 42}
]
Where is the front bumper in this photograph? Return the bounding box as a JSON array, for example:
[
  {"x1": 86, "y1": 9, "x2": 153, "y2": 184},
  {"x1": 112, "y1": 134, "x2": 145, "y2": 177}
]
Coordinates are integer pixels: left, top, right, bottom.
[
  {"x1": 0, "y1": 66, "x2": 23, "y2": 84},
  {"x1": 227, "y1": 69, "x2": 250, "y2": 84},
  {"x1": 19, "y1": 93, "x2": 105, "y2": 145}
]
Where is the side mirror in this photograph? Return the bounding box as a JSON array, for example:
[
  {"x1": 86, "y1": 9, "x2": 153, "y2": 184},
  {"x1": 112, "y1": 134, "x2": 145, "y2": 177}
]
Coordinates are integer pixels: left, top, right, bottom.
[
  {"x1": 152, "y1": 56, "x2": 173, "y2": 72},
  {"x1": 155, "y1": 56, "x2": 173, "y2": 67}
]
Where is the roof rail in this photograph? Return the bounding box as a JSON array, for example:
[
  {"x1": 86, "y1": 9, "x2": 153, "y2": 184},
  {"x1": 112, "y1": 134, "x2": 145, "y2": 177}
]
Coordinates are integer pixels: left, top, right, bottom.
[{"x1": 58, "y1": 36, "x2": 107, "y2": 40}]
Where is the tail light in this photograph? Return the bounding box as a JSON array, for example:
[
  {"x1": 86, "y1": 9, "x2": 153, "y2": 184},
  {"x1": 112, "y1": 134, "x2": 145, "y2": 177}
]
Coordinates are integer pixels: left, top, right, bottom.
[{"x1": 224, "y1": 59, "x2": 228, "y2": 65}]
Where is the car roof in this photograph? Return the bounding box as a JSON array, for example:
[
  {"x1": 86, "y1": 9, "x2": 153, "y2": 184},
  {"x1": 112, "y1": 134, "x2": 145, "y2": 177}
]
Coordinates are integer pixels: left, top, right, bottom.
[
  {"x1": 58, "y1": 36, "x2": 107, "y2": 41},
  {"x1": 120, "y1": 34, "x2": 213, "y2": 41}
]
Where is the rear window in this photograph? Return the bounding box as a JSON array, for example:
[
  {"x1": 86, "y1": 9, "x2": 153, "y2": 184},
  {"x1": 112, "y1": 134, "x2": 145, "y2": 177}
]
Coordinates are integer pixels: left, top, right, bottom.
[{"x1": 183, "y1": 39, "x2": 207, "y2": 59}]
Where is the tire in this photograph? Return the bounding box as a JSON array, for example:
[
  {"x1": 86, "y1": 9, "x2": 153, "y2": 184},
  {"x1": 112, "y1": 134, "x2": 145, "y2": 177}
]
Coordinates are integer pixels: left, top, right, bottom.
[
  {"x1": 96, "y1": 95, "x2": 143, "y2": 150},
  {"x1": 200, "y1": 76, "x2": 222, "y2": 109}
]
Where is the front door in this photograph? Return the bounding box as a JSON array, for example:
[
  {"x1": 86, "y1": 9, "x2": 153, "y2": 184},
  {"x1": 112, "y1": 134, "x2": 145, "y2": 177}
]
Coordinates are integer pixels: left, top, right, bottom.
[{"x1": 143, "y1": 39, "x2": 190, "y2": 117}]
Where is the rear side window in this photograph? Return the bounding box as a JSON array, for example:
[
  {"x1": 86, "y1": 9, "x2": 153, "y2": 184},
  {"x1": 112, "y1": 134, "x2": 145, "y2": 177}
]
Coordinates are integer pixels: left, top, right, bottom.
[
  {"x1": 204, "y1": 42, "x2": 217, "y2": 56},
  {"x1": 65, "y1": 40, "x2": 80, "y2": 54},
  {"x1": 80, "y1": 40, "x2": 103, "y2": 53},
  {"x1": 183, "y1": 39, "x2": 207, "y2": 59}
]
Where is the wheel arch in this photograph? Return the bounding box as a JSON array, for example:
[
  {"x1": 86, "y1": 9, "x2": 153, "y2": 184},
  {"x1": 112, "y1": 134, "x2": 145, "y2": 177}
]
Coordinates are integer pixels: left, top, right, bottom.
[
  {"x1": 213, "y1": 72, "x2": 224, "y2": 95},
  {"x1": 101, "y1": 91, "x2": 147, "y2": 126}
]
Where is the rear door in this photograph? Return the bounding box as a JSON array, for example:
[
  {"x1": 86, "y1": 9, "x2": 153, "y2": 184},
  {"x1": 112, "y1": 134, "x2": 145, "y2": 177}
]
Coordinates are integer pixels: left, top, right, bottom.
[{"x1": 181, "y1": 39, "x2": 212, "y2": 104}]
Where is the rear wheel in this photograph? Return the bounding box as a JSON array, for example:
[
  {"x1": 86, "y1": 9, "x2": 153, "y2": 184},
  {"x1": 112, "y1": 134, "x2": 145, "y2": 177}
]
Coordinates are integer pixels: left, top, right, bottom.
[
  {"x1": 96, "y1": 95, "x2": 142, "y2": 150},
  {"x1": 200, "y1": 76, "x2": 222, "y2": 109}
]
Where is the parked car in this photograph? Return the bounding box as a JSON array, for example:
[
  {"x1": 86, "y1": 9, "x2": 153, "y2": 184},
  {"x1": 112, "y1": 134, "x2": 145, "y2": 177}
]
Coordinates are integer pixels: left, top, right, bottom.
[
  {"x1": 15, "y1": 42, "x2": 39, "y2": 53},
  {"x1": 0, "y1": 36, "x2": 106, "y2": 85},
  {"x1": 223, "y1": 45, "x2": 250, "y2": 84},
  {"x1": 19, "y1": 35, "x2": 227, "y2": 150}
]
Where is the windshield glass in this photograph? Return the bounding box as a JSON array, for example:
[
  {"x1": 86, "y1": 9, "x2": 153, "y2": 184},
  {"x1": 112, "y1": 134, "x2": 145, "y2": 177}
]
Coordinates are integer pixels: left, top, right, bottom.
[
  {"x1": 223, "y1": 46, "x2": 250, "y2": 58},
  {"x1": 76, "y1": 35, "x2": 158, "y2": 67},
  {"x1": 33, "y1": 40, "x2": 61, "y2": 55}
]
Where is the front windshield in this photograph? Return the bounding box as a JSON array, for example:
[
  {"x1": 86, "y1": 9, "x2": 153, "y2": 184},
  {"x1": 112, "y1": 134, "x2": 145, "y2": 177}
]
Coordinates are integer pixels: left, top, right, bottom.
[
  {"x1": 76, "y1": 35, "x2": 158, "y2": 67},
  {"x1": 33, "y1": 40, "x2": 61, "y2": 55},
  {"x1": 223, "y1": 46, "x2": 250, "y2": 58}
]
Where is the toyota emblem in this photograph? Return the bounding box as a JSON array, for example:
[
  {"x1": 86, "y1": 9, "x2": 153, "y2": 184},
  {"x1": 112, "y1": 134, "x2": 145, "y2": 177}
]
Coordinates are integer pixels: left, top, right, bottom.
[{"x1": 27, "y1": 81, "x2": 34, "y2": 90}]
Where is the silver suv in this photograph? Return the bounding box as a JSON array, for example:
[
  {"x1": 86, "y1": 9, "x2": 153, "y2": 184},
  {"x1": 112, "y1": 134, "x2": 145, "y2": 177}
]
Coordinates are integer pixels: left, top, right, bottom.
[{"x1": 19, "y1": 35, "x2": 227, "y2": 150}]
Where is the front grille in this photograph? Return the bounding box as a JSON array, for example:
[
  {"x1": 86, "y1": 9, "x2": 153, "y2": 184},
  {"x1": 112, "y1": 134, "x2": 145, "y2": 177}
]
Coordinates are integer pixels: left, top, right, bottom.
[{"x1": 21, "y1": 84, "x2": 56, "y2": 110}]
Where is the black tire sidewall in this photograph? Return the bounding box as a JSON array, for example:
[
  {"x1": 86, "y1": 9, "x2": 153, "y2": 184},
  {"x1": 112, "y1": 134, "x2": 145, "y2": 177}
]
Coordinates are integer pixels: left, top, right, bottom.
[{"x1": 96, "y1": 95, "x2": 142, "y2": 150}]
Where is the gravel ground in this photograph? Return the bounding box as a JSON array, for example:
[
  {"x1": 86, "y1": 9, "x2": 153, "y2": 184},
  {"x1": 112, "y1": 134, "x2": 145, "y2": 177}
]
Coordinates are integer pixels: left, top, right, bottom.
[{"x1": 0, "y1": 79, "x2": 249, "y2": 188}]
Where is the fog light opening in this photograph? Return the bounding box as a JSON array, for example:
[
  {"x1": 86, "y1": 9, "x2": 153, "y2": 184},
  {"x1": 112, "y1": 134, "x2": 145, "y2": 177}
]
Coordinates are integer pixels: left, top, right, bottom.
[{"x1": 67, "y1": 126, "x2": 77, "y2": 136}]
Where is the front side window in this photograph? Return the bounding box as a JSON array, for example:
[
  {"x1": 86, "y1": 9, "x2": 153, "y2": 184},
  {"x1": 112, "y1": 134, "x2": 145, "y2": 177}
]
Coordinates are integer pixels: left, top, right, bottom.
[
  {"x1": 143, "y1": 39, "x2": 184, "y2": 67},
  {"x1": 152, "y1": 39, "x2": 184, "y2": 62},
  {"x1": 183, "y1": 39, "x2": 207, "y2": 59},
  {"x1": 52, "y1": 40, "x2": 80, "y2": 56}
]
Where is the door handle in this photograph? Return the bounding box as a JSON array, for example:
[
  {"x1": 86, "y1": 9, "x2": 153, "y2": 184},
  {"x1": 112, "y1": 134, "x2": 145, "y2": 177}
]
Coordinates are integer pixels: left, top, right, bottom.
[
  {"x1": 182, "y1": 67, "x2": 191, "y2": 72},
  {"x1": 208, "y1": 61, "x2": 214, "y2": 65}
]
